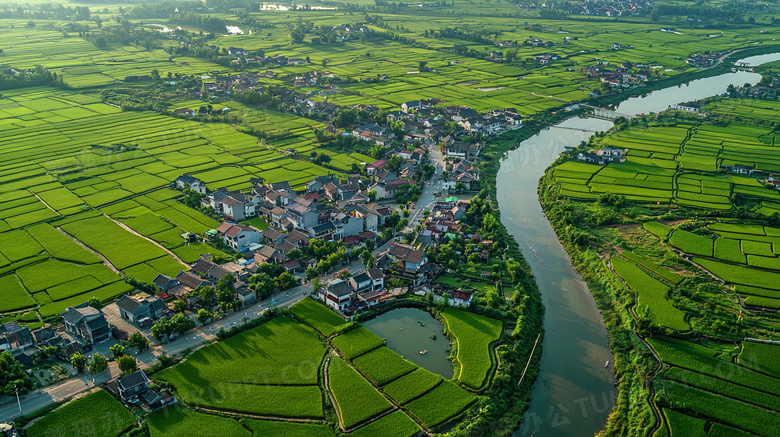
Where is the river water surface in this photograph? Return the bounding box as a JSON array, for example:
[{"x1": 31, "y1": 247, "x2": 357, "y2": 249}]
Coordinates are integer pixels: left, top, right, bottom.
[{"x1": 501, "y1": 52, "x2": 778, "y2": 436}]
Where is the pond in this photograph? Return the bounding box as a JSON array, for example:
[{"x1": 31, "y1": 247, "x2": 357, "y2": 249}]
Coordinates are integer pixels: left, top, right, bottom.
[{"x1": 362, "y1": 307, "x2": 454, "y2": 378}]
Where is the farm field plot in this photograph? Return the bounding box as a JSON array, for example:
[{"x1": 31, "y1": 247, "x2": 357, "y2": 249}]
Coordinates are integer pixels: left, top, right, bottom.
[
  {"x1": 441, "y1": 308, "x2": 502, "y2": 389},
  {"x1": 332, "y1": 327, "x2": 385, "y2": 358},
  {"x1": 328, "y1": 356, "x2": 393, "y2": 429},
  {"x1": 148, "y1": 408, "x2": 251, "y2": 437},
  {"x1": 155, "y1": 318, "x2": 326, "y2": 417},
  {"x1": 405, "y1": 380, "x2": 476, "y2": 428},
  {"x1": 348, "y1": 410, "x2": 420, "y2": 437},
  {"x1": 26, "y1": 223, "x2": 102, "y2": 265},
  {"x1": 612, "y1": 258, "x2": 688, "y2": 330},
  {"x1": 60, "y1": 216, "x2": 170, "y2": 270},
  {"x1": 664, "y1": 381, "x2": 780, "y2": 436},
  {"x1": 663, "y1": 408, "x2": 706, "y2": 437},
  {"x1": 620, "y1": 252, "x2": 683, "y2": 285},
  {"x1": 156, "y1": 318, "x2": 325, "y2": 385},
  {"x1": 693, "y1": 258, "x2": 780, "y2": 291},
  {"x1": 353, "y1": 346, "x2": 417, "y2": 386},
  {"x1": 648, "y1": 337, "x2": 780, "y2": 395},
  {"x1": 290, "y1": 298, "x2": 348, "y2": 336},
  {"x1": 242, "y1": 419, "x2": 334, "y2": 436},
  {"x1": 383, "y1": 368, "x2": 443, "y2": 404},
  {"x1": 26, "y1": 390, "x2": 134, "y2": 437},
  {"x1": 0, "y1": 274, "x2": 37, "y2": 313},
  {"x1": 739, "y1": 342, "x2": 780, "y2": 378},
  {"x1": 668, "y1": 229, "x2": 713, "y2": 257}
]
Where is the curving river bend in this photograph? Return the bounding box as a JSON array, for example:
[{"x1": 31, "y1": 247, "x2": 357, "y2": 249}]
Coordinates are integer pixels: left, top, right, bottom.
[{"x1": 500, "y1": 52, "x2": 780, "y2": 437}]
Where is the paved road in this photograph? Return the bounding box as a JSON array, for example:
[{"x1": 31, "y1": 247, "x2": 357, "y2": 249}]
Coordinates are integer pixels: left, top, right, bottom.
[{"x1": 0, "y1": 155, "x2": 444, "y2": 423}]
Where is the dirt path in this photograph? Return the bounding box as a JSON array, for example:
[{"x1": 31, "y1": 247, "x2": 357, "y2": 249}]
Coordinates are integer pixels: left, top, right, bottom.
[
  {"x1": 57, "y1": 227, "x2": 122, "y2": 275},
  {"x1": 104, "y1": 214, "x2": 189, "y2": 268},
  {"x1": 28, "y1": 188, "x2": 61, "y2": 216}
]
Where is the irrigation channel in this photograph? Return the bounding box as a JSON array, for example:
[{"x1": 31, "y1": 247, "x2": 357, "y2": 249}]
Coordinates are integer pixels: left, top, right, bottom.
[{"x1": 500, "y1": 52, "x2": 780, "y2": 437}]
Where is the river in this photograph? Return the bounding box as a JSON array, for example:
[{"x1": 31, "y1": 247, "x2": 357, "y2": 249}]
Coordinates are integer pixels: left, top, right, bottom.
[{"x1": 499, "y1": 52, "x2": 778, "y2": 436}]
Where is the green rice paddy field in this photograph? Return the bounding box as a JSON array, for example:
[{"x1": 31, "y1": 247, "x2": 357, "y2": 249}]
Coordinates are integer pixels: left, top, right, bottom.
[{"x1": 554, "y1": 117, "x2": 780, "y2": 210}]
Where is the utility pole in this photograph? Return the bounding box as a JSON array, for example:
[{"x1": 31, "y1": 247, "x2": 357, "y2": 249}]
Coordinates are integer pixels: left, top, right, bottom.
[{"x1": 15, "y1": 386, "x2": 21, "y2": 413}]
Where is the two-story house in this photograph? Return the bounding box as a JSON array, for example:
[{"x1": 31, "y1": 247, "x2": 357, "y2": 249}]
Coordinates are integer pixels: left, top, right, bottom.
[
  {"x1": 61, "y1": 304, "x2": 110, "y2": 344},
  {"x1": 115, "y1": 295, "x2": 167, "y2": 325}
]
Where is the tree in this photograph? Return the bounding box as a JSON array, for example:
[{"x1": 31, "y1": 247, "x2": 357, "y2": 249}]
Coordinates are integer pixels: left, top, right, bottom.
[
  {"x1": 362, "y1": 251, "x2": 374, "y2": 268},
  {"x1": 365, "y1": 238, "x2": 375, "y2": 252},
  {"x1": 71, "y1": 352, "x2": 88, "y2": 373},
  {"x1": 485, "y1": 289, "x2": 501, "y2": 308},
  {"x1": 290, "y1": 26, "x2": 305, "y2": 43},
  {"x1": 287, "y1": 248, "x2": 303, "y2": 260},
  {"x1": 312, "y1": 276, "x2": 322, "y2": 293},
  {"x1": 128, "y1": 332, "x2": 149, "y2": 351},
  {"x1": 172, "y1": 300, "x2": 187, "y2": 313},
  {"x1": 116, "y1": 355, "x2": 138, "y2": 375},
  {"x1": 87, "y1": 297, "x2": 103, "y2": 309},
  {"x1": 305, "y1": 267, "x2": 319, "y2": 281},
  {"x1": 367, "y1": 190, "x2": 377, "y2": 202},
  {"x1": 89, "y1": 353, "x2": 107, "y2": 374},
  {"x1": 151, "y1": 69, "x2": 160, "y2": 80},
  {"x1": 171, "y1": 313, "x2": 196, "y2": 335},
  {"x1": 0, "y1": 352, "x2": 35, "y2": 395},
  {"x1": 419, "y1": 60, "x2": 427, "y2": 70},
  {"x1": 275, "y1": 272, "x2": 297, "y2": 290},
  {"x1": 198, "y1": 286, "x2": 216, "y2": 305},
  {"x1": 109, "y1": 343, "x2": 125, "y2": 358},
  {"x1": 151, "y1": 317, "x2": 173, "y2": 341},
  {"x1": 197, "y1": 308, "x2": 213, "y2": 324},
  {"x1": 386, "y1": 155, "x2": 404, "y2": 172}
]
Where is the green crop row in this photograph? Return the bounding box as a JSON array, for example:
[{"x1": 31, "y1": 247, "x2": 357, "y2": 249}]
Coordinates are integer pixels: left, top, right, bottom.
[
  {"x1": 290, "y1": 298, "x2": 348, "y2": 337},
  {"x1": 441, "y1": 308, "x2": 502, "y2": 390},
  {"x1": 348, "y1": 410, "x2": 420, "y2": 437},
  {"x1": 648, "y1": 337, "x2": 780, "y2": 395},
  {"x1": 739, "y1": 342, "x2": 780, "y2": 380},
  {"x1": 328, "y1": 356, "x2": 392, "y2": 429},
  {"x1": 663, "y1": 367, "x2": 780, "y2": 412},
  {"x1": 353, "y1": 347, "x2": 417, "y2": 386},
  {"x1": 620, "y1": 252, "x2": 684, "y2": 285},
  {"x1": 156, "y1": 318, "x2": 325, "y2": 386},
  {"x1": 643, "y1": 222, "x2": 673, "y2": 240},
  {"x1": 61, "y1": 216, "x2": 167, "y2": 270},
  {"x1": 383, "y1": 368, "x2": 443, "y2": 405},
  {"x1": 662, "y1": 408, "x2": 706, "y2": 437},
  {"x1": 669, "y1": 229, "x2": 714, "y2": 257},
  {"x1": 743, "y1": 295, "x2": 780, "y2": 309},
  {"x1": 0, "y1": 229, "x2": 43, "y2": 262},
  {"x1": 0, "y1": 274, "x2": 36, "y2": 312},
  {"x1": 694, "y1": 258, "x2": 780, "y2": 291},
  {"x1": 148, "y1": 408, "x2": 250, "y2": 437},
  {"x1": 332, "y1": 327, "x2": 385, "y2": 359},
  {"x1": 405, "y1": 380, "x2": 476, "y2": 428},
  {"x1": 17, "y1": 259, "x2": 120, "y2": 294},
  {"x1": 665, "y1": 381, "x2": 780, "y2": 436},
  {"x1": 26, "y1": 223, "x2": 102, "y2": 265},
  {"x1": 242, "y1": 418, "x2": 333, "y2": 437},
  {"x1": 713, "y1": 238, "x2": 745, "y2": 264},
  {"x1": 612, "y1": 259, "x2": 688, "y2": 331},
  {"x1": 27, "y1": 390, "x2": 134, "y2": 437}
]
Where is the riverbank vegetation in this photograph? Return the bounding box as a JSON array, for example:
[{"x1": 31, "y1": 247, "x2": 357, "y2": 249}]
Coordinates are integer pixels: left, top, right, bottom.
[{"x1": 541, "y1": 97, "x2": 780, "y2": 436}]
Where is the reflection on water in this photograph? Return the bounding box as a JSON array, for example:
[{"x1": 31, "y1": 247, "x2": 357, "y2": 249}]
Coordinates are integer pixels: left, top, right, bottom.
[
  {"x1": 363, "y1": 307, "x2": 453, "y2": 378},
  {"x1": 502, "y1": 51, "x2": 780, "y2": 436}
]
